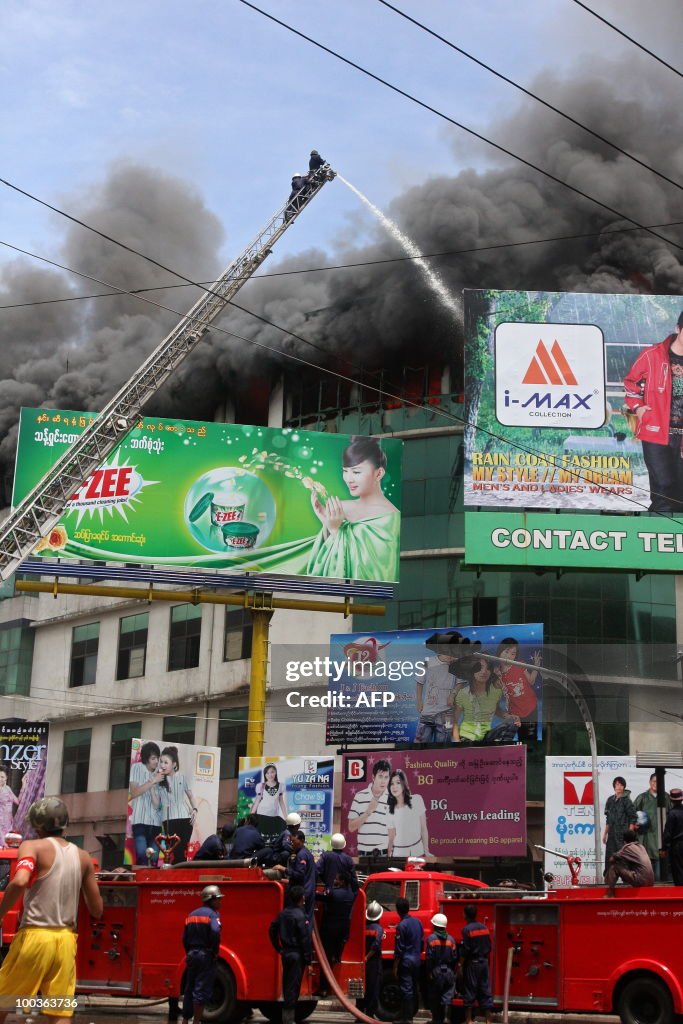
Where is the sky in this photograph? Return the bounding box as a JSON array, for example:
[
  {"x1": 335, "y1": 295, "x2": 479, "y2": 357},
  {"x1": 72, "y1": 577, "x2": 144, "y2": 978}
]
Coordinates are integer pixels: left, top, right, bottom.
[{"x1": 2, "y1": 0, "x2": 683, "y2": 500}]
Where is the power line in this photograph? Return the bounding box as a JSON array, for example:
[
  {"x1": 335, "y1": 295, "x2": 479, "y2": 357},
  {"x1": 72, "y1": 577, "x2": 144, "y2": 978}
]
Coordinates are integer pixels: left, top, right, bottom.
[
  {"x1": 376, "y1": 0, "x2": 683, "y2": 195},
  {"x1": 3, "y1": 219, "x2": 683, "y2": 313},
  {"x1": 3, "y1": 233, "x2": 674, "y2": 517},
  {"x1": 238, "y1": 0, "x2": 683, "y2": 253},
  {"x1": 570, "y1": 0, "x2": 683, "y2": 81}
]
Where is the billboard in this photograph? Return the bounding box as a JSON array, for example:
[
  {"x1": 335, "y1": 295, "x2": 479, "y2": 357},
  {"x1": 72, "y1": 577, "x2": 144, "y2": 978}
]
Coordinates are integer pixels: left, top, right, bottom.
[
  {"x1": 463, "y1": 289, "x2": 683, "y2": 515},
  {"x1": 341, "y1": 746, "x2": 526, "y2": 858},
  {"x1": 545, "y1": 757, "x2": 683, "y2": 886},
  {"x1": 13, "y1": 409, "x2": 402, "y2": 583},
  {"x1": 326, "y1": 624, "x2": 543, "y2": 745},
  {"x1": 0, "y1": 722, "x2": 49, "y2": 844},
  {"x1": 124, "y1": 737, "x2": 221, "y2": 866},
  {"x1": 237, "y1": 755, "x2": 334, "y2": 856}
]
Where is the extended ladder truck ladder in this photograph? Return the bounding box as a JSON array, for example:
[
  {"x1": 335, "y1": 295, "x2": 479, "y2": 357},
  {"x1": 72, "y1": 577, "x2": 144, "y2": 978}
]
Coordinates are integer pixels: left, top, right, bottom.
[{"x1": 0, "y1": 163, "x2": 336, "y2": 581}]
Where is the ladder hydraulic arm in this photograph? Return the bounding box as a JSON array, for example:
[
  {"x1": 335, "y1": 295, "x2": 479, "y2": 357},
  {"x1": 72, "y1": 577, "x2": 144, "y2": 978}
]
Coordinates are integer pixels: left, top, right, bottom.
[{"x1": 0, "y1": 163, "x2": 336, "y2": 581}]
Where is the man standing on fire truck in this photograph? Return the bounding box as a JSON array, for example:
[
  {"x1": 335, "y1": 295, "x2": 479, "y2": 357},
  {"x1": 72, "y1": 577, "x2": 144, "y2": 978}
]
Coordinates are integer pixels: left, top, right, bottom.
[
  {"x1": 663, "y1": 787, "x2": 683, "y2": 884},
  {"x1": 0, "y1": 796, "x2": 103, "y2": 1022},
  {"x1": 181, "y1": 884, "x2": 223, "y2": 1024}
]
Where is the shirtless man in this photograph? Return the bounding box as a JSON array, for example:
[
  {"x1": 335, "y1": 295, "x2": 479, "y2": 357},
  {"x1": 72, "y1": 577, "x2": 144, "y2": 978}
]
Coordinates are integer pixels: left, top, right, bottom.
[{"x1": 0, "y1": 796, "x2": 103, "y2": 1022}]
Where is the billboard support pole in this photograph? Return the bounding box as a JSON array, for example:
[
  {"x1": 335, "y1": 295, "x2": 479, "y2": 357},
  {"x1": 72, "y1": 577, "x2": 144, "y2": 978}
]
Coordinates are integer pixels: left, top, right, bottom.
[
  {"x1": 480, "y1": 653, "x2": 601, "y2": 881},
  {"x1": 246, "y1": 601, "x2": 273, "y2": 758}
]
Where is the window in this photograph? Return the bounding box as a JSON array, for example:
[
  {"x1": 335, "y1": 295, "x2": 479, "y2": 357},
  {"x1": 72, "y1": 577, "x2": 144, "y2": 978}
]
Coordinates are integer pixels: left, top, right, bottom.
[
  {"x1": 168, "y1": 605, "x2": 201, "y2": 671},
  {"x1": 472, "y1": 596, "x2": 497, "y2": 626},
  {"x1": 218, "y1": 708, "x2": 248, "y2": 779},
  {"x1": 364, "y1": 880, "x2": 401, "y2": 911},
  {"x1": 109, "y1": 721, "x2": 142, "y2": 790},
  {"x1": 98, "y1": 833, "x2": 125, "y2": 872},
  {"x1": 0, "y1": 626, "x2": 34, "y2": 696},
  {"x1": 117, "y1": 613, "x2": 149, "y2": 680},
  {"x1": 223, "y1": 609, "x2": 252, "y2": 662},
  {"x1": 69, "y1": 622, "x2": 99, "y2": 687},
  {"x1": 61, "y1": 728, "x2": 91, "y2": 793},
  {"x1": 68, "y1": 835, "x2": 84, "y2": 849},
  {"x1": 163, "y1": 715, "x2": 196, "y2": 747}
]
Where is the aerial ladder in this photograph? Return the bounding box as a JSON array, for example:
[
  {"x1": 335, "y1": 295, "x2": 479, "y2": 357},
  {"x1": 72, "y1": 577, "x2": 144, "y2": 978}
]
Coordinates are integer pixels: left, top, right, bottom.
[{"x1": 0, "y1": 162, "x2": 336, "y2": 581}]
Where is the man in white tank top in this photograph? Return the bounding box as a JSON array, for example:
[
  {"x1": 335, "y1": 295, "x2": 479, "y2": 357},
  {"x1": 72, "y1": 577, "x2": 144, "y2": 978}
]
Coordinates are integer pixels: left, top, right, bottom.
[{"x1": 0, "y1": 796, "x2": 103, "y2": 1020}]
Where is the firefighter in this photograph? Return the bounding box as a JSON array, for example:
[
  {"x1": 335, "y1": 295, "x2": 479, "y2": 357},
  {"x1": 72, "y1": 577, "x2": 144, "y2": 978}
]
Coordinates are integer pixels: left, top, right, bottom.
[
  {"x1": 181, "y1": 885, "x2": 223, "y2": 1024},
  {"x1": 285, "y1": 173, "x2": 310, "y2": 221},
  {"x1": 230, "y1": 814, "x2": 265, "y2": 858},
  {"x1": 425, "y1": 913, "x2": 458, "y2": 1024},
  {"x1": 276, "y1": 831, "x2": 316, "y2": 922},
  {"x1": 261, "y1": 811, "x2": 301, "y2": 868},
  {"x1": 316, "y1": 833, "x2": 359, "y2": 893},
  {"x1": 269, "y1": 885, "x2": 312, "y2": 1024},
  {"x1": 0, "y1": 797, "x2": 103, "y2": 1024},
  {"x1": 316, "y1": 872, "x2": 355, "y2": 981},
  {"x1": 663, "y1": 787, "x2": 683, "y2": 885},
  {"x1": 359, "y1": 900, "x2": 385, "y2": 1018},
  {"x1": 604, "y1": 833, "x2": 655, "y2": 896},
  {"x1": 193, "y1": 824, "x2": 234, "y2": 861},
  {"x1": 393, "y1": 895, "x2": 424, "y2": 1024},
  {"x1": 458, "y1": 903, "x2": 492, "y2": 1024},
  {"x1": 309, "y1": 150, "x2": 325, "y2": 171}
]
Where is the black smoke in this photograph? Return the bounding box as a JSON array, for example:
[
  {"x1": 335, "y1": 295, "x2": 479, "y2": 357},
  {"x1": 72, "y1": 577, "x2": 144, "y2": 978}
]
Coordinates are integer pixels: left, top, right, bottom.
[{"x1": 3, "y1": 46, "x2": 683, "y2": 505}]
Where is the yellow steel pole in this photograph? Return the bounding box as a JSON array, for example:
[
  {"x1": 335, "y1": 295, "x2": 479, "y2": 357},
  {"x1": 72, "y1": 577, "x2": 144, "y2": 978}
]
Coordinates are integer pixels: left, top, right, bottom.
[
  {"x1": 246, "y1": 601, "x2": 274, "y2": 758},
  {"x1": 14, "y1": 580, "x2": 385, "y2": 617}
]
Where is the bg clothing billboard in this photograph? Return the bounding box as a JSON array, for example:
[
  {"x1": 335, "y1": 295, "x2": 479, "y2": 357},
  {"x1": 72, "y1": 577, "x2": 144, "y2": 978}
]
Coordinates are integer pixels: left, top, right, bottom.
[
  {"x1": 237, "y1": 755, "x2": 334, "y2": 856},
  {"x1": 12, "y1": 409, "x2": 402, "y2": 583},
  {"x1": 0, "y1": 722, "x2": 49, "y2": 844},
  {"x1": 325, "y1": 624, "x2": 543, "y2": 745},
  {"x1": 341, "y1": 746, "x2": 526, "y2": 859}
]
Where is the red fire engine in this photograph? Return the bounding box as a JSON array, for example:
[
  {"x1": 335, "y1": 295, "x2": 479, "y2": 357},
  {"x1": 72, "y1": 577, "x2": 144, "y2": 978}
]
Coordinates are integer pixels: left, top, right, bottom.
[{"x1": 75, "y1": 864, "x2": 366, "y2": 1023}]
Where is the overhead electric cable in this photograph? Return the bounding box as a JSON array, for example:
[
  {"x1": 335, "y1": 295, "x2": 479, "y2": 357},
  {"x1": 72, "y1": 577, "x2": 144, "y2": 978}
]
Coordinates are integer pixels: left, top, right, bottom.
[
  {"x1": 377, "y1": 0, "x2": 683, "y2": 195},
  {"x1": 2, "y1": 236, "x2": 676, "y2": 517},
  {"x1": 238, "y1": 0, "x2": 683, "y2": 252},
  {"x1": 570, "y1": 0, "x2": 683, "y2": 81},
  {"x1": 3, "y1": 219, "x2": 683, "y2": 312}
]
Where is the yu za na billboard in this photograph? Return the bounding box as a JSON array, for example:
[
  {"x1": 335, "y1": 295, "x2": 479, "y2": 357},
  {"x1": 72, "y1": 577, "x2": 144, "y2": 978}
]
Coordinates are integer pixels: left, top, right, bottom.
[{"x1": 12, "y1": 409, "x2": 402, "y2": 583}]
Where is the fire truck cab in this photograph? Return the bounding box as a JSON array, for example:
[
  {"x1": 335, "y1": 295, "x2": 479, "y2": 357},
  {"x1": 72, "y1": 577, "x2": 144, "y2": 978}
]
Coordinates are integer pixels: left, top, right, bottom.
[{"x1": 362, "y1": 862, "x2": 488, "y2": 1019}]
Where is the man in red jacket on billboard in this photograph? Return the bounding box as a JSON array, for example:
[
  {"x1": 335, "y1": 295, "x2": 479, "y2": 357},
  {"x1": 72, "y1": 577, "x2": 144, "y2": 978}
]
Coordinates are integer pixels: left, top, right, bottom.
[{"x1": 624, "y1": 312, "x2": 683, "y2": 513}]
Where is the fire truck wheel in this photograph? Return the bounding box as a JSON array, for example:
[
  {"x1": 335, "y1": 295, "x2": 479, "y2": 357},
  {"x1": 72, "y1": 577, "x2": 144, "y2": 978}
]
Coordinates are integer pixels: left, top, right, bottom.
[
  {"x1": 375, "y1": 969, "x2": 403, "y2": 1021},
  {"x1": 203, "y1": 960, "x2": 239, "y2": 1024},
  {"x1": 617, "y1": 975, "x2": 674, "y2": 1024},
  {"x1": 256, "y1": 1001, "x2": 317, "y2": 1023}
]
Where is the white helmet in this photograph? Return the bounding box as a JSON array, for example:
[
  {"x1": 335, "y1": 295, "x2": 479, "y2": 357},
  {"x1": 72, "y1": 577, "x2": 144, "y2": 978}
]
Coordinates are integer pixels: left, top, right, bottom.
[
  {"x1": 201, "y1": 885, "x2": 224, "y2": 903},
  {"x1": 286, "y1": 812, "x2": 302, "y2": 827},
  {"x1": 366, "y1": 901, "x2": 383, "y2": 921},
  {"x1": 331, "y1": 833, "x2": 346, "y2": 850},
  {"x1": 431, "y1": 913, "x2": 448, "y2": 929}
]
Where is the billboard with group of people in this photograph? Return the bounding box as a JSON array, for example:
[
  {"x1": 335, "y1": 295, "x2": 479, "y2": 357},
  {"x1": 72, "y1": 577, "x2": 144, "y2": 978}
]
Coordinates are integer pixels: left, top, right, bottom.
[
  {"x1": 326, "y1": 624, "x2": 544, "y2": 746},
  {"x1": 463, "y1": 290, "x2": 683, "y2": 571}
]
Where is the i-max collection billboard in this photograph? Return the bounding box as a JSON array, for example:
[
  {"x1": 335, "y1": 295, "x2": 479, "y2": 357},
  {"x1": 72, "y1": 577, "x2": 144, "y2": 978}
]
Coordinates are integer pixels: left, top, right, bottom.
[
  {"x1": 12, "y1": 409, "x2": 402, "y2": 583},
  {"x1": 463, "y1": 290, "x2": 683, "y2": 571}
]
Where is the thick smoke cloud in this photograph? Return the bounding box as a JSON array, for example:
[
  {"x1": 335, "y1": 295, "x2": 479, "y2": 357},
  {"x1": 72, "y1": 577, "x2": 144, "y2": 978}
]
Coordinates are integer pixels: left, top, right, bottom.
[{"x1": 3, "y1": 47, "x2": 683, "y2": 508}]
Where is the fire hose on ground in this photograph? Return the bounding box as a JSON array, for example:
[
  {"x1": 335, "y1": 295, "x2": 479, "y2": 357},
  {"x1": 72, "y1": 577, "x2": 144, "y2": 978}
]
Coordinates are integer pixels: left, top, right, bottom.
[{"x1": 312, "y1": 920, "x2": 383, "y2": 1024}]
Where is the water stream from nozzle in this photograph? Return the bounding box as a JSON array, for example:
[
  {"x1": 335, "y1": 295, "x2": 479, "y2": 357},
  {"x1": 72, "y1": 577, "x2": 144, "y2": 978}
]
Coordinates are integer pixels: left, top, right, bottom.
[{"x1": 337, "y1": 174, "x2": 461, "y2": 322}]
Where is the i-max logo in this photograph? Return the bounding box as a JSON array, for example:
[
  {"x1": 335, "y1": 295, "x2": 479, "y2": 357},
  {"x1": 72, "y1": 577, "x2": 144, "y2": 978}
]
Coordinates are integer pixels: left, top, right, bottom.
[{"x1": 495, "y1": 322, "x2": 606, "y2": 429}]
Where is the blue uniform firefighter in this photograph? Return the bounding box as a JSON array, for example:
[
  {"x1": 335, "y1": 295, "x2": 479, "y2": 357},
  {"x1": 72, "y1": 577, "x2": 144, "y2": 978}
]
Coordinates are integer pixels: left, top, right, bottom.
[
  {"x1": 394, "y1": 896, "x2": 424, "y2": 1024},
  {"x1": 425, "y1": 913, "x2": 458, "y2": 1024},
  {"x1": 358, "y1": 900, "x2": 385, "y2": 1018},
  {"x1": 459, "y1": 903, "x2": 493, "y2": 1024},
  {"x1": 269, "y1": 885, "x2": 312, "y2": 1024},
  {"x1": 181, "y1": 884, "x2": 222, "y2": 1024}
]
